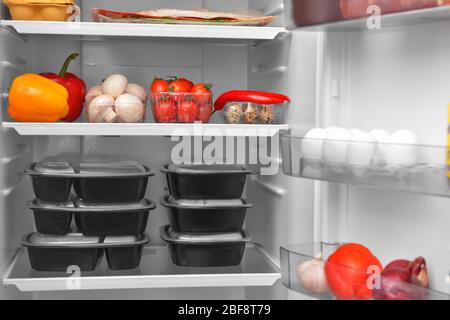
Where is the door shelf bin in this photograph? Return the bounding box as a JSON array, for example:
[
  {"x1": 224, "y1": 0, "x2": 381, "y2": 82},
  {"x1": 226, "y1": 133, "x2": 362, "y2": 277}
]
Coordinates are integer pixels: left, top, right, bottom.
[
  {"x1": 281, "y1": 133, "x2": 450, "y2": 197},
  {"x1": 280, "y1": 243, "x2": 450, "y2": 300}
]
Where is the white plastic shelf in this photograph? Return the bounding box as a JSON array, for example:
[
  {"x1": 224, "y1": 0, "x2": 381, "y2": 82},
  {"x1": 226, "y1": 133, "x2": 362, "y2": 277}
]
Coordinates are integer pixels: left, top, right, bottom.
[
  {"x1": 289, "y1": 6, "x2": 450, "y2": 31},
  {"x1": 3, "y1": 245, "x2": 280, "y2": 292},
  {"x1": 0, "y1": 20, "x2": 286, "y2": 41},
  {"x1": 2, "y1": 122, "x2": 288, "y2": 137}
]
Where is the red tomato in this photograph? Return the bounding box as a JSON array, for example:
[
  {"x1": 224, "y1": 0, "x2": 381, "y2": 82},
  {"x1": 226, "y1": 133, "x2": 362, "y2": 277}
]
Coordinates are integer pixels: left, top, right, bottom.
[
  {"x1": 150, "y1": 78, "x2": 169, "y2": 93},
  {"x1": 168, "y1": 78, "x2": 193, "y2": 93},
  {"x1": 177, "y1": 100, "x2": 199, "y2": 123},
  {"x1": 197, "y1": 104, "x2": 213, "y2": 123},
  {"x1": 191, "y1": 83, "x2": 213, "y2": 104},
  {"x1": 153, "y1": 99, "x2": 176, "y2": 123},
  {"x1": 325, "y1": 243, "x2": 382, "y2": 300}
]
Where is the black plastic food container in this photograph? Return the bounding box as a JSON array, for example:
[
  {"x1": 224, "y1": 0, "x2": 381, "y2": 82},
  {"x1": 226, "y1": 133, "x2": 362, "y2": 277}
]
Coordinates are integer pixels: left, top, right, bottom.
[
  {"x1": 161, "y1": 164, "x2": 251, "y2": 200},
  {"x1": 26, "y1": 161, "x2": 74, "y2": 202},
  {"x1": 22, "y1": 233, "x2": 150, "y2": 272},
  {"x1": 27, "y1": 199, "x2": 74, "y2": 235},
  {"x1": 74, "y1": 199, "x2": 156, "y2": 236},
  {"x1": 27, "y1": 158, "x2": 155, "y2": 203},
  {"x1": 160, "y1": 196, "x2": 252, "y2": 233},
  {"x1": 73, "y1": 161, "x2": 154, "y2": 203},
  {"x1": 103, "y1": 236, "x2": 147, "y2": 270},
  {"x1": 160, "y1": 226, "x2": 251, "y2": 267}
]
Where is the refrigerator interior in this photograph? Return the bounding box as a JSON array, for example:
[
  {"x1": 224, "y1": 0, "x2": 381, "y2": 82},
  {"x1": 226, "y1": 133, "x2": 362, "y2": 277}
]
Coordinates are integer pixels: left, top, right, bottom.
[
  {"x1": 0, "y1": 0, "x2": 295, "y2": 299},
  {"x1": 0, "y1": 0, "x2": 449, "y2": 299}
]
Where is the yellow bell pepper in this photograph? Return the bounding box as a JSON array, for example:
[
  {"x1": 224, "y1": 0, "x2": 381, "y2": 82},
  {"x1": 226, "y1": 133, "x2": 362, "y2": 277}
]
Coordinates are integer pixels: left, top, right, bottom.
[{"x1": 8, "y1": 73, "x2": 69, "y2": 122}]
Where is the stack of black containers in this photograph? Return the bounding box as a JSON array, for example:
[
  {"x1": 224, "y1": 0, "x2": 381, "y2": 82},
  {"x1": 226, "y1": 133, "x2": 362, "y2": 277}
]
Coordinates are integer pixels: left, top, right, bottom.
[
  {"x1": 160, "y1": 164, "x2": 253, "y2": 267},
  {"x1": 22, "y1": 157, "x2": 156, "y2": 271}
]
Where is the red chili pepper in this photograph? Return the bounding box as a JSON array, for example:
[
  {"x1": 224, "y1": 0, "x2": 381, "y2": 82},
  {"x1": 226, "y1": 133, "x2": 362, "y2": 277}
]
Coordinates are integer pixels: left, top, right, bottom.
[
  {"x1": 40, "y1": 53, "x2": 86, "y2": 122},
  {"x1": 214, "y1": 90, "x2": 291, "y2": 111}
]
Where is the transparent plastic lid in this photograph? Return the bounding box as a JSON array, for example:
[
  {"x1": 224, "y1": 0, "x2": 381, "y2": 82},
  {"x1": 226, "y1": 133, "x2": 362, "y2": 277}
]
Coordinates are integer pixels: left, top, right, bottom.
[
  {"x1": 167, "y1": 197, "x2": 246, "y2": 207},
  {"x1": 79, "y1": 160, "x2": 147, "y2": 175},
  {"x1": 27, "y1": 198, "x2": 74, "y2": 210},
  {"x1": 166, "y1": 164, "x2": 249, "y2": 174},
  {"x1": 103, "y1": 234, "x2": 148, "y2": 245},
  {"x1": 26, "y1": 233, "x2": 100, "y2": 246},
  {"x1": 161, "y1": 226, "x2": 250, "y2": 244},
  {"x1": 23, "y1": 233, "x2": 150, "y2": 247},
  {"x1": 33, "y1": 160, "x2": 75, "y2": 174},
  {"x1": 28, "y1": 157, "x2": 152, "y2": 177},
  {"x1": 74, "y1": 199, "x2": 155, "y2": 211}
]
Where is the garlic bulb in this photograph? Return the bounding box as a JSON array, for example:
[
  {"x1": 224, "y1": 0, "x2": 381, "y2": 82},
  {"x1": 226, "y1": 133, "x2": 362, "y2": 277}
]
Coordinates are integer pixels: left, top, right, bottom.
[{"x1": 296, "y1": 253, "x2": 329, "y2": 294}]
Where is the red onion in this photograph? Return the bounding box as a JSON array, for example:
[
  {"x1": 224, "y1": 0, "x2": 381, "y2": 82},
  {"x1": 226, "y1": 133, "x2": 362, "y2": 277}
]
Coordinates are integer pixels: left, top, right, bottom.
[{"x1": 374, "y1": 257, "x2": 429, "y2": 300}]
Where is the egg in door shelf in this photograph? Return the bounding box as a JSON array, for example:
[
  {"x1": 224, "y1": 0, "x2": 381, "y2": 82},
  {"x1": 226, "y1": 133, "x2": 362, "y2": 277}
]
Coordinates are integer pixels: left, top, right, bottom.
[
  {"x1": 282, "y1": 127, "x2": 450, "y2": 197},
  {"x1": 22, "y1": 156, "x2": 156, "y2": 271},
  {"x1": 160, "y1": 164, "x2": 253, "y2": 267}
]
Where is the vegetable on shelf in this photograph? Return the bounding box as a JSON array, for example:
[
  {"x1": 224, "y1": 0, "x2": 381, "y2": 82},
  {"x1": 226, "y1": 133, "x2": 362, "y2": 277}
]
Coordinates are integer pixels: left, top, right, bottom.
[
  {"x1": 86, "y1": 74, "x2": 147, "y2": 123},
  {"x1": 8, "y1": 74, "x2": 69, "y2": 122},
  {"x1": 297, "y1": 253, "x2": 329, "y2": 294},
  {"x1": 374, "y1": 257, "x2": 430, "y2": 300},
  {"x1": 324, "y1": 243, "x2": 382, "y2": 300},
  {"x1": 150, "y1": 76, "x2": 214, "y2": 123},
  {"x1": 40, "y1": 53, "x2": 86, "y2": 122},
  {"x1": 217, "y1": 90, "x2": 290, "y2": 124},
  {"x1": 214, "y1": 90, "x2": 291, "y2": 111}
]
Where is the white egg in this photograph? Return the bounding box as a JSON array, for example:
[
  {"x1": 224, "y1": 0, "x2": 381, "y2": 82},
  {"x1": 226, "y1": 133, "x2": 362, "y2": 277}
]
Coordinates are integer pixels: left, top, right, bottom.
[
  {"x1": 348, "y1": 130, "x2": 376, "y2": 166},
  {"x1": 323, "y1": 127, "x2": 352, "y2": 163},
  {"x1": 301, "y1": 128, "x2": 327, "y2": 160},
  {"x1": 349, "y1": 128, "x2": 365, "y2": 136},
  {"x1": 385, "y1": 129, "x2": 418, "y2": 166},
  {"x1": 370, "y1": 129, "x2": 391, "y2": 164}
]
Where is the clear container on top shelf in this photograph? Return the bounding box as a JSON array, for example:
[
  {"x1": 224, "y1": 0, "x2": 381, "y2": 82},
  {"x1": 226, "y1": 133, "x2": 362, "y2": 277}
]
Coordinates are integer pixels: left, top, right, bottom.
[
  {"x1": 222, "y1": 102, "x2": 288, "y2": 124},
  {"x1": 280, "y1": 242, "x2": 450, "y2": 300},
  {"x1": 150, "y1": 92, "x2": 213, "y2": 123},
  {"x1": 280, "y1": 132, "x2": 450, "y2": 197}
]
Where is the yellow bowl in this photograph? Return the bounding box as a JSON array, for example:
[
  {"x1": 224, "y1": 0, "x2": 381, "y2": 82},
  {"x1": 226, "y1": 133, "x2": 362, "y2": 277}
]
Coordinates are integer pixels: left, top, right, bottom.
[{"x1": 5, "y1": 2, "x2": 78, "y2": 21}]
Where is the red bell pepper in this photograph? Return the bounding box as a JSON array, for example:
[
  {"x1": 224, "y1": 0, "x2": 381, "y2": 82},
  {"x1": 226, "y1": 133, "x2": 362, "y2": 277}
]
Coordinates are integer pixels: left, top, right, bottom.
[
  {"x1": 41, "y1": 53, "x2": 86, "y2": 122},
  {"x1": 214, "y1": 90, "x2": 291, "y2": 111}
]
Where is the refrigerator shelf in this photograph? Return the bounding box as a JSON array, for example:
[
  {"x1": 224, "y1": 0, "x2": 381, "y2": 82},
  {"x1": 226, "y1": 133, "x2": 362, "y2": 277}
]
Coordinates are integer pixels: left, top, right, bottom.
[
  {"x1": 3, "y1": 244, "x2": 280, "y2": 292},
  {"x1": 281, "y1": 133, "x2": 450, "y2": 198},
  {"x1": 1, "y1": 122, "x2": 289, "y2": 137},
  {"x1": 0, "y1": 20, "x2": 286, "y2": 42},
  {"x1": 281, "y1": 243, "x2": 450, "y2": 300},
  {"x1": 288, "y1": 5, "x2": 450, "y2": 32}
]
